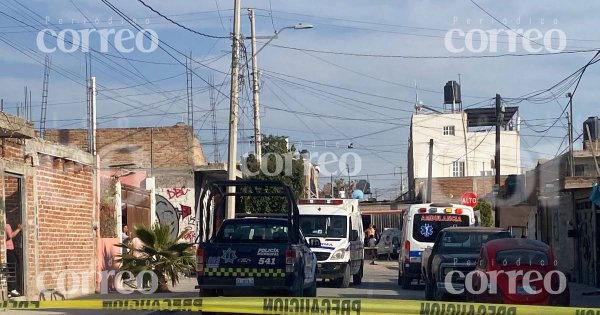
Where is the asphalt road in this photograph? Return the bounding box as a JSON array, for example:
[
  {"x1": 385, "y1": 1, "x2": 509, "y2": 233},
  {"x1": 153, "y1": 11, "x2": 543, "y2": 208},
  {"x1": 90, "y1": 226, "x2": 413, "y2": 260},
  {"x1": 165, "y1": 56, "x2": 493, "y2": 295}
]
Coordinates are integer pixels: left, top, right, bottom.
[{"x1": 6, "y1": 260, "x2": 600, "y2": 314}]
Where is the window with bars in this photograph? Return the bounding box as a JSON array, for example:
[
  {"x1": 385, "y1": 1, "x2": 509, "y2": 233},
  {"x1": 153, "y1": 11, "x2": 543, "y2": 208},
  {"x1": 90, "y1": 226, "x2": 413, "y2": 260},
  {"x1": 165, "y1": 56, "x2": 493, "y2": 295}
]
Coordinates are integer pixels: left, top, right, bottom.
[
  {"x1": 443, "y1": 125, "x2": 455, "y2": 136},
  {"x1": 452, "y1": 161, "x2": 465, "y2": 177}
]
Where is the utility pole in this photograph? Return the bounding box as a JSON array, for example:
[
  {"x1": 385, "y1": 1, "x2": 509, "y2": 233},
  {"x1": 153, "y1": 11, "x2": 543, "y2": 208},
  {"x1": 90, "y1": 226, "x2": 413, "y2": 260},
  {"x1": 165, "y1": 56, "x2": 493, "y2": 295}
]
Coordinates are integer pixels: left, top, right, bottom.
[
  {"x1": 330, "y1": 173, "x2": 334, "y2": 198},
  {"x1": 400, "y1": 166, "x2": 404, "y2": 201},
  {"x1": 248, "y1": 9, "x2": 262, "y2": 164},
  {"x1": 567, "y1": 92, "x2": 574, "y2": 177},
  {"x1": 226, "y1": 0, "x2": 242, "y2": 219},
  {"x1": 494, "y1": 94, "x2": 502, "y2": 227},
  {"x1": 427, "y1": 139, "x2": 433, "y2": 203},
  {"x1": 91, "y1": 77, "x2": 97, "y2": 157},
  {"x1": 346, "y1": 163, "x2": 351, "y2": 184}
]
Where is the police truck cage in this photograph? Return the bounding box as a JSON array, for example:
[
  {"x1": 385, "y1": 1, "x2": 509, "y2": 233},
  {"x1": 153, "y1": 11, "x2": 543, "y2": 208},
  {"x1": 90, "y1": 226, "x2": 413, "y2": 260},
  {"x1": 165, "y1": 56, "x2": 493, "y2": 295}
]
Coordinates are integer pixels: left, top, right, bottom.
[{"x1": 196, "y1": 180, "x2": 301, "y2": 244}]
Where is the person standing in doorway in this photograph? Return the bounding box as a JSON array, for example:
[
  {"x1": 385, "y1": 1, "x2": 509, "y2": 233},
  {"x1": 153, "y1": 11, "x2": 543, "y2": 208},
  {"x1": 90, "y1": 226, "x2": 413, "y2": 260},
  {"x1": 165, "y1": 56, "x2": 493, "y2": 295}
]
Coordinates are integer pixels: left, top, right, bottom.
[
  {"x1": 6, "y1": 222, "x2": 23, "y2": 298},
  {"x1": 373, "y1": 225, "x2": 381, "y2": 245}
]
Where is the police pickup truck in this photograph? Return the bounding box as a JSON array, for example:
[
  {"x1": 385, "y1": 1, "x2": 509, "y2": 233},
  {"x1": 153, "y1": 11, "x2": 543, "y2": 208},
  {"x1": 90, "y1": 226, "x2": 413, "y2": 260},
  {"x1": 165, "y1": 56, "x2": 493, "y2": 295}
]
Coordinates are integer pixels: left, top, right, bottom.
[{"x1": 195, "y1": 181, "x2": 319, "y2": 297}]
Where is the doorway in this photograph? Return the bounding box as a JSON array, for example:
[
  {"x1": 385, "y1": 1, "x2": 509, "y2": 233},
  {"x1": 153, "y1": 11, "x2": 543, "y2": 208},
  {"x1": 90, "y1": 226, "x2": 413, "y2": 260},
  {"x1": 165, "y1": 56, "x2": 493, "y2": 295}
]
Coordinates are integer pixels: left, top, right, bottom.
[{"x1": 4, "y1": 173, "x2": 25, "y2": 295}]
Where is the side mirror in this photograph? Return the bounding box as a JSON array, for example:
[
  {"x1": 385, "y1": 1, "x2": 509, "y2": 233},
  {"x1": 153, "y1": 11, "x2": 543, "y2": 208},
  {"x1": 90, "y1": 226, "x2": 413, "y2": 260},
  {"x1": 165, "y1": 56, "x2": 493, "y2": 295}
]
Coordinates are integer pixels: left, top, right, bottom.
[
  {"x1": 350, "y1": 230, "x2": 359, "y2": 241},
  {"x1": 308, "y1": 238, "x2": 321, "y2": 247}
]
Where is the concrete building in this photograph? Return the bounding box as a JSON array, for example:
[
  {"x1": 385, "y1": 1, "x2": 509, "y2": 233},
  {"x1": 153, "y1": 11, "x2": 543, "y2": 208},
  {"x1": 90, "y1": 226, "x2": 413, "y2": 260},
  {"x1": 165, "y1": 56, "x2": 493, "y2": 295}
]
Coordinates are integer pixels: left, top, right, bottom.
[
  {"x1": 527, "y1": 137, "x2": 600, "y2": 286},
  {"x1": 408, "y1": 106, "x2": 522, "y2": 203}
]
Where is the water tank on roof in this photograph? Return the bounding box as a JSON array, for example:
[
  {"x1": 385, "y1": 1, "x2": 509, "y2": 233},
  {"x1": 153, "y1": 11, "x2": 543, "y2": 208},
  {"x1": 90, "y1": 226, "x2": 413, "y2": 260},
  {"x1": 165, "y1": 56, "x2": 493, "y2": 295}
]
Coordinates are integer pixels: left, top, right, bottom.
[
  {"x1": 583, "y1": 116, "x2": 599, "y2": 142},
  {"x1": 444, "y1": 81, "x2": 461, "y2": 105}
]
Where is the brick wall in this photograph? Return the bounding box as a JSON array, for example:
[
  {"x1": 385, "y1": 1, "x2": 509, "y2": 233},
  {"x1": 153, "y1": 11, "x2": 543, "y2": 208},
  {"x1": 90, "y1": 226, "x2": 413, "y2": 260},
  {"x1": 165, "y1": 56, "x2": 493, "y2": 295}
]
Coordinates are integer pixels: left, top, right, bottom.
[
  {"x1": 44, "y1": 124, "x2": 207, "y2": 169},
  {"x1": 0, "y1": 136, "x2": 95, "y2": 300},
  {"x1": 34, "y1": 156, "x2": 95, "y2": 298},
  {"x1": 415, "y1": 176, "x2": 509, "y2": 203}
]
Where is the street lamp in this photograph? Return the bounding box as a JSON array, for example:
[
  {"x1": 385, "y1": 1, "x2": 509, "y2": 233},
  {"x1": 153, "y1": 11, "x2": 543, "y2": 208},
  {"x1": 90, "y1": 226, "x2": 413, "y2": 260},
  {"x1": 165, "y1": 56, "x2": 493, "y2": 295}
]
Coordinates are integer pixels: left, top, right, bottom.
[
  {"x1": 245, "y1": 9, "x2": 312, "y2": 163},
  {"x1": 226, "y1": 9, "x2": 312, "y2": 219},
  {"x1": 250, "y1": 23, "x2": 314, "y2": 58}
]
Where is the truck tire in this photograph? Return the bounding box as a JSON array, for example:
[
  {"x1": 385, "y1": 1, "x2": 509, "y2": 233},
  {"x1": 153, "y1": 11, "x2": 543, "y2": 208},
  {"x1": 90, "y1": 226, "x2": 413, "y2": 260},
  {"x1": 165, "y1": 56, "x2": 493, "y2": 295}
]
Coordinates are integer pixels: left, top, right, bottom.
[
  {"x1": 337, "y1": 264, "x2": 351, "y2": 288},
  {"x1": 425, "y1": 280, "x2": 434, "y2": 300},
  {"x1": 433, "y1": 281, "x2": 445, "y2": 301},
  {"x1": 303, "y1": 279, "x2": 317, "y2": 297},
  {"x1": 401, "y1": 273, "x2": 412, "y2": 289},
  {"x1": 352, "y1": 261, "x2": 363, "y2": 285},
  {"x1": 290, "y1": 280, "x2": 304, "y2": 297}
]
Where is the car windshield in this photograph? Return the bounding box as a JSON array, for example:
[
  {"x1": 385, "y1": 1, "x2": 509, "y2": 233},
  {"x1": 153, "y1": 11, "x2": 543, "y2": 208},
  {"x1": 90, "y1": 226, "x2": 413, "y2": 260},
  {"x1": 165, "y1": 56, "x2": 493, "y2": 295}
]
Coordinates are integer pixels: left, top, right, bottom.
[
  {"x1": 412, "y1": 214, "x2": 470, "y2": 243},
  {"x1": 299, "y1": 215, "x2": 347, "y2": 238},
  {"x1": 214, "y1": 221, "x2": 289, "y2": 243},
  {"x1": 438, "y1": 231, "x2": 512, "y2": 254},
  {"x1": 496, "y1": 249, "x2": 549, "y2": 267}
]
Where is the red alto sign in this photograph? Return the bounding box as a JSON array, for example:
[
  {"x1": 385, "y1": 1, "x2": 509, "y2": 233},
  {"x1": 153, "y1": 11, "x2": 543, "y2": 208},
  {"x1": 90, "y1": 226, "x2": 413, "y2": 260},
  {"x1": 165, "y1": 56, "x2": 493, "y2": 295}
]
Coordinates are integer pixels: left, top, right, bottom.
[{"x1": 461, "y1": 192, "x2": 478, "y2": 207}]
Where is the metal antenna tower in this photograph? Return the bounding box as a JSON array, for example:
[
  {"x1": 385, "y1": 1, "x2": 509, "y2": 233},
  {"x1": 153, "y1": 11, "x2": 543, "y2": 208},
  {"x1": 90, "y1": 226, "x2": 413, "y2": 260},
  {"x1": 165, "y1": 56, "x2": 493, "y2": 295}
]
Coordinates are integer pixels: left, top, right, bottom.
[
  {"x1": 209, "y1": 76, "x2": 220, "y2": 162},
  {"x1": 39, "y1": 55, "x2": 51, "y2": 138},
  {"x1": 186, "y1": 52, "x2": 194, "y2": 132}
]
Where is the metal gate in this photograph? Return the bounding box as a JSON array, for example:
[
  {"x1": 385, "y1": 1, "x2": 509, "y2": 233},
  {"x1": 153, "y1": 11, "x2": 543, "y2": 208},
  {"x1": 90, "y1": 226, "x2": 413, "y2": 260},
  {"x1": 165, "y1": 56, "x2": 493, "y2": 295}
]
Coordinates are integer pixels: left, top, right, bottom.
[{"x1": 576, "y1": 200, "x2": 596, "y2": 286}]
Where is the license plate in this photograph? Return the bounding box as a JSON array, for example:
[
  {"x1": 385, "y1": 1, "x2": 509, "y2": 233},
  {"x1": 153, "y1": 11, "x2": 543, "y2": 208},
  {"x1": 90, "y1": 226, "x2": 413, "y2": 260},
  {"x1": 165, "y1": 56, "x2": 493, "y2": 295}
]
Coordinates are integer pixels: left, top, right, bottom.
[
  {"x1": 517, "y1": 285, "x2": 536, "y2": 294},
  {"x1": 236, "y1": 278, "x2": 254, "y2": 286}
]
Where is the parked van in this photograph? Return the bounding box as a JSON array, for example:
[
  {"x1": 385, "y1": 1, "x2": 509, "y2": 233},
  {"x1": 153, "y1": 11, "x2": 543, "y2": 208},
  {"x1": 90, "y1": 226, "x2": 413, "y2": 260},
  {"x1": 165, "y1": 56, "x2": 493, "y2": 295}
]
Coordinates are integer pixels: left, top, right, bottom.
[
  {"x1": 398, "y1": 203, "x2": 475, "y2": 289},
  {"x1": 298, "y1": 199, "x2": 364, "y2": 288}
]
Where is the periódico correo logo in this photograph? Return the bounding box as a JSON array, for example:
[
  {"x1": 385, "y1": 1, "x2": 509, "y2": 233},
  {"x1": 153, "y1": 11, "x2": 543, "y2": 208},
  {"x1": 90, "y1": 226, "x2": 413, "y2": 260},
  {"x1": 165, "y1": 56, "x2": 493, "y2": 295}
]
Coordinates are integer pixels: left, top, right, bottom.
[
  {"x1": 444, "y1": 28, "x2": 567, "y2": 53},
  {"x1": 36, "y1": 28, "x2": 159, "y2": 53}
]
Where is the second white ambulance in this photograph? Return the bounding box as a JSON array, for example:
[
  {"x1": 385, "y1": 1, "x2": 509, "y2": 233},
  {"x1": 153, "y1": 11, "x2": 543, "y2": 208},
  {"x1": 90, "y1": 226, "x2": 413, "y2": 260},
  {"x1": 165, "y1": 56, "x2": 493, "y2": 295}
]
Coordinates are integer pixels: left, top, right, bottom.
[{"x1": 298, "y1": 199, "x2": 364, "y2": 288}]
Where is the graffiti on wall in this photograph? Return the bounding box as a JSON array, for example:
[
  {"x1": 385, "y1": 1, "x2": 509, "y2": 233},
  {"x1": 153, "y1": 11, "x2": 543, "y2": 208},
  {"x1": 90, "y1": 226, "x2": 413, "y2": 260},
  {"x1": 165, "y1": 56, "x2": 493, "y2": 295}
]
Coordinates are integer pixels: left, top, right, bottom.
[
  {"x1": 155, "y1": 177, "x2": 198, "y2": 242},
  {"x1": 155, "y1": 195, "x2": 180, "y2": 239},
  {"x1": 167, "y1": 187, "x2": 190, "y2": 199}
]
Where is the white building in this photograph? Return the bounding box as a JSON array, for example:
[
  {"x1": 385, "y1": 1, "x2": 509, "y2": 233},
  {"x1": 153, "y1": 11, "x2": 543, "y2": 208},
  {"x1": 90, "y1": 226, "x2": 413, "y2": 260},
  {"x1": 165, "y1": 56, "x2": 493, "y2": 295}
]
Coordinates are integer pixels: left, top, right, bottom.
[{"x1": 407, "y1": 107, "x2": 522, "y2": 199}]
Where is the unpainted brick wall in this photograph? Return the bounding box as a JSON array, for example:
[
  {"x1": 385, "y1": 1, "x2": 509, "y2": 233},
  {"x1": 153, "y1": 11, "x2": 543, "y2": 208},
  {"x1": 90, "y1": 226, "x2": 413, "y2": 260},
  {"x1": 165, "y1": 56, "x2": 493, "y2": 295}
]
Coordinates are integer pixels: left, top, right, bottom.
[
  {"x1": 0, "y1": 137, "x2": 95, "y2": 299},
  {"x1": 44, "y1": 124, "x2": 207, "y2": 169},
  {"x1": 34, "y1": 155, "x2": 95, "y2": 298},
  {"x1": 416, "y1": 176, "x2": 509, "y2": 203}
]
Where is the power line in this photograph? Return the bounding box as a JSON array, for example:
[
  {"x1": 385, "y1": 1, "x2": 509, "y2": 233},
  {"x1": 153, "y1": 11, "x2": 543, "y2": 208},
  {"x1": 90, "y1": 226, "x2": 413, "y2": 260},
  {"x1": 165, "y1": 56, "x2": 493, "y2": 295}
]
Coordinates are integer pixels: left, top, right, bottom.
[
  {"x1": 264, "y1": 42, "x2": 599, "y2": 59},
  {"x1": 136, "y1": 0, "x2": 229, "y2": 39}
]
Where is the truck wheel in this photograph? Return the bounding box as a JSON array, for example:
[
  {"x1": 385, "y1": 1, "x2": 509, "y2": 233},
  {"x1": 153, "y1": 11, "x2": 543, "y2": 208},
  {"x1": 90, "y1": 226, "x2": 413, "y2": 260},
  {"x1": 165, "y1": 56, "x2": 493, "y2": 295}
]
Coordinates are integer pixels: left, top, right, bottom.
[
  {"x1": 401, "y1": 273, "x2": 412, "y2": 289},
  {"x1": 352, "y1": 261, "x2": 363, "y2": 285},
  {"x1": 425, "y1": 280, "x2": 434, "y2": 300},
  {"x1": 303, "y1": 279, "x2": 317, "y2": 297},
  {"x1": 290, "y1": 274, "x2": 304, "y2": 297},
  {"x1": 433, "y1": 281, "x2": 445, "y2": 301},
  {"x1": 337, "y1": 264, "x2": 351, "y2": 288}
]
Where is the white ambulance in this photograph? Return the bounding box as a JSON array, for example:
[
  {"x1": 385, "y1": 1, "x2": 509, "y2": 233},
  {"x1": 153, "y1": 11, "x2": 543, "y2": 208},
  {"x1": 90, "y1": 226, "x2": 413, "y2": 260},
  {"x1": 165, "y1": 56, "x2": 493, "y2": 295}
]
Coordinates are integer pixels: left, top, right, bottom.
[
  {"x1": 298, "y1": 199, "x2": 364, "y2": 288},
  {"x1": 398, "y1": 203, "x2": 476, "y2": 289}
]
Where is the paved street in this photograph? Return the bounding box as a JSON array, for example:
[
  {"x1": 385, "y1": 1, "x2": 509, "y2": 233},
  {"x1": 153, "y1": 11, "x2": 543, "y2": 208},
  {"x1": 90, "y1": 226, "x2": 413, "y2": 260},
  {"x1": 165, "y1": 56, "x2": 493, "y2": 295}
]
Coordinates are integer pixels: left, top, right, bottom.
[{"x1": 5, "y1": 260, "x2": 600, "y2": 314}]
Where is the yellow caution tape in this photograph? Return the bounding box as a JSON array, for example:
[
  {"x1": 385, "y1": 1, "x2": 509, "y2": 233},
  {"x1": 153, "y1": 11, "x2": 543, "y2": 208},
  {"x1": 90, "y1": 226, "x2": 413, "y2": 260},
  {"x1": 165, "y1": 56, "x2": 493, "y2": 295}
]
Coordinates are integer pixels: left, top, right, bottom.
[{"x1": 2, "y1": 297, "x2": 599, "y2": 315}]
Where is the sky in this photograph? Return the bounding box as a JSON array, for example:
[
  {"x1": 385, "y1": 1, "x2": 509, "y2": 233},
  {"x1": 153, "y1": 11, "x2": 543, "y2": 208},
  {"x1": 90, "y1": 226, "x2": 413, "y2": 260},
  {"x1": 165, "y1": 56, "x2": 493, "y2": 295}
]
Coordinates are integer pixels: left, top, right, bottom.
[{"x1": 1, "y1": 0, "x2": 599, "y2": 200}]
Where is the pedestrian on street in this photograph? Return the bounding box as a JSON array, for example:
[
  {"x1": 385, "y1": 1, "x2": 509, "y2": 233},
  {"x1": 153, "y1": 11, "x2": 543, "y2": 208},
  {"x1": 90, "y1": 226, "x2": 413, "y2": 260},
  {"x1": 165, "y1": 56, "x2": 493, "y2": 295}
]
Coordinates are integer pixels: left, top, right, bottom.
[
  {"x1": 373, "y1": 225, "x2": 381, "y2": 245},
  {"x1": 5, "y1": 222, "x2": 23, "y2": 298},
  {"x1": 122, "y1": 225, "x2": 130, "y2": 243},
  {"x1": 364, "y1": 224, "x2": 375, "y2": 247}
]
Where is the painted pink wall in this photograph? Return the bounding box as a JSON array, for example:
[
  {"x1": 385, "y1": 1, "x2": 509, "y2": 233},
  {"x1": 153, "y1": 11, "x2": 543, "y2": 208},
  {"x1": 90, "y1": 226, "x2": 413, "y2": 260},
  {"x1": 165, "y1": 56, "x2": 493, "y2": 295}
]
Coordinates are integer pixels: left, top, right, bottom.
[{"x1": 100, "y1": 170, "x2": 148, "y2": 187}]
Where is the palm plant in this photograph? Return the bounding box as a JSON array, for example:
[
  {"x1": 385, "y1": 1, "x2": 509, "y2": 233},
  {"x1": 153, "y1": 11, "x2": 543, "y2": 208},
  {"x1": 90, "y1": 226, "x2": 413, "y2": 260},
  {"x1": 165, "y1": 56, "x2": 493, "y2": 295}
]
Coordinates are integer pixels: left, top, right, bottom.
[{"x1": 116, "y1": 223, "x2": 195, "y2": 292}]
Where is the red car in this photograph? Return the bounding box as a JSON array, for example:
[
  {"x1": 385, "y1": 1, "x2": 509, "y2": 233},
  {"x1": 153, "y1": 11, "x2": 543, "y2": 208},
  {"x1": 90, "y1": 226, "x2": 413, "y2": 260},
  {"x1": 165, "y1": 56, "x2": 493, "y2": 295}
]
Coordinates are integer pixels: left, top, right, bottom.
[{"x1": 467, "y1": 238, "x2": 569, "y2": 306}]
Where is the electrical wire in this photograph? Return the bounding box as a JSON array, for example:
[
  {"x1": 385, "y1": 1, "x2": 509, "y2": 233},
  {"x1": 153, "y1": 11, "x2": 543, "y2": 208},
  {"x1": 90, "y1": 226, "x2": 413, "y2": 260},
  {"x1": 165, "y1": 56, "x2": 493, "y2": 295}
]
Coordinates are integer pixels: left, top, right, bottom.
[{"x1": 136, "y1": 0, "x2": 229, "y2": 39}]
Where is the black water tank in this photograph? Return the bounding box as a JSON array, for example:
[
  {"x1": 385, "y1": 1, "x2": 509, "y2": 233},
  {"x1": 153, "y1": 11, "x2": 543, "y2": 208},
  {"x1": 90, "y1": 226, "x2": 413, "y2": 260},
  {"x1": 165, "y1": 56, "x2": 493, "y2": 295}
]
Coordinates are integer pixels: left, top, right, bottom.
[
  {"x1": 444, "y1": 81, "x2": 461, "y2": 104},
  {"x1": 583, "y1": 116, "x2": 599, "y2": 141}
]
